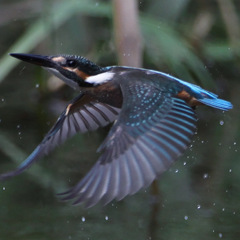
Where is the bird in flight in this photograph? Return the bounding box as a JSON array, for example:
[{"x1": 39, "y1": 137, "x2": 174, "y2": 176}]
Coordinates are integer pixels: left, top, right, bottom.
[{"x1": 0, "y1": 53, "x2": 233, "y2": 208}]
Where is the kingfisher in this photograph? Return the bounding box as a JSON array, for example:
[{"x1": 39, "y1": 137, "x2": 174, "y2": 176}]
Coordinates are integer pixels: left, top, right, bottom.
[{"x1": 0, "y1": 53, "x2": 232, "y2": 208}]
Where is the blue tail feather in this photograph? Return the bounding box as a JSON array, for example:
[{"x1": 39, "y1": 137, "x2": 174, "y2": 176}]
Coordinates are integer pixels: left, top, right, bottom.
[
  {"x1": 197, "y1": 98, "x2": 233, "y2": 111},
  {"x1": 176, "y1": 77, "x2": 233, "y2": 111}
]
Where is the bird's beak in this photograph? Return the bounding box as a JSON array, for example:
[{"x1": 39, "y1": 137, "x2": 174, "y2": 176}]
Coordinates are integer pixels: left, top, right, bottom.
[{"x1": 10, "y1": 53, "x2": 56, "y2": 68}]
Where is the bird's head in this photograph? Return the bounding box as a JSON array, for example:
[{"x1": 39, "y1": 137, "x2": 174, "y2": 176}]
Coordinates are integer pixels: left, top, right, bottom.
[{"x1": 10, "y1": 53, "x2": 113, "y2": 90}]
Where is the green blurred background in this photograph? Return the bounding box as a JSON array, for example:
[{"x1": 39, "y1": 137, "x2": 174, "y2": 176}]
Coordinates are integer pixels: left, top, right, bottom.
[{"x1": 0, "y1": 0, "x2": 239, "y2": 239}]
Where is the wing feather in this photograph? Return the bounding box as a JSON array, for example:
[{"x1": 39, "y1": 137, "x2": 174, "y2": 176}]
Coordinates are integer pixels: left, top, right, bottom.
[
  {"x1": 0, "y1": 94, "x2": 120, "y2": 180},
  {"x1": 60, "y1": 95, "x2": 197, "y2": 206}
]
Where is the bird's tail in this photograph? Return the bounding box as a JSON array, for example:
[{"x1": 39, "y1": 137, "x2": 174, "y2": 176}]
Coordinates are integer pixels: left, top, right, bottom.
[{"x1": 197, "y1": 98, "x2": 233, "y2": 111}]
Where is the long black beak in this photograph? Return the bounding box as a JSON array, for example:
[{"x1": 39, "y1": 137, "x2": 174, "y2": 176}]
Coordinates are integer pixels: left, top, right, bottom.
[{"x1": 10, "y1": 53, "x2": 56, "y2": 68}]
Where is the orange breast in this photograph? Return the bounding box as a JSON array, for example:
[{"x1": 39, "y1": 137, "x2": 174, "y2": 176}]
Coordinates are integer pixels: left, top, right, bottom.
[{"x1": 177, "y1": 90, "x2": 201, "y2": 107}]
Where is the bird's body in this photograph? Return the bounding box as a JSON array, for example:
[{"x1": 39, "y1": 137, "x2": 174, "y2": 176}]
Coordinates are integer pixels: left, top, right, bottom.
[{"x1": 0, "y1": 53, "x2": 232, "y2": 207}]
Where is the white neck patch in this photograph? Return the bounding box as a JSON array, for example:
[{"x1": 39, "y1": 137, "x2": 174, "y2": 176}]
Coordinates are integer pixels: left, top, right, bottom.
[{"x1": 85, "y1": 72, "x2": 115, "y2": 85}]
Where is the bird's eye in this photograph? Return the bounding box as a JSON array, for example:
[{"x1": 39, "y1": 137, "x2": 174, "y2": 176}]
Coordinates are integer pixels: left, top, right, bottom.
[{"x1": 67, "y1": 60, "x2": 77, "y2": 68}]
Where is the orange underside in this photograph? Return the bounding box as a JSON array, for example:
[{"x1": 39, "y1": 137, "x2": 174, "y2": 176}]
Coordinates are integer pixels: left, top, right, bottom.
[{"x1": 177, "y1": 90, "x2": 201, "y2": 106}]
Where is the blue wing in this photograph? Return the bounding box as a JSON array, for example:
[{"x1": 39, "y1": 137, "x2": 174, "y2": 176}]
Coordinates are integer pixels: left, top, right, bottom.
[
  {"x1": 58, "y1": 69, "x2": 233, "y2": 207},
  {"x1": 59, "y1": 81, "x2": 197, "y2": 207},
  {"x1": 0, "y1": 94, "x2": 120, "y2": 180}
]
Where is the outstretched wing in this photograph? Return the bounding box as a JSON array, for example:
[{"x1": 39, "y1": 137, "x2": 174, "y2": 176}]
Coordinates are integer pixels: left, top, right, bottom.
[
  {"x1": 60, "y1": 80, "x2": 197, "y2": 207},
  {"x1": 0, "y1": 93, "x2": 120, "y2": 180}
]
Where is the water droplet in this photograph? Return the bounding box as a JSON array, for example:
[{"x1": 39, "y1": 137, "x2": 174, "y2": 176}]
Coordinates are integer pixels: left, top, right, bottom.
[
  {"x1": 203, "y1": 173, "x2": 209, "y2": 179},
  {"x1": 81, "y1": 217, "x2": 86, "y2": 222},
  {"x1": 219, "y1": 120, "x2": 224, "y2": 126}
]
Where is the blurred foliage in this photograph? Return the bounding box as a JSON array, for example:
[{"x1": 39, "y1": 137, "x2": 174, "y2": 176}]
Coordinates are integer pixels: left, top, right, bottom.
[
  {"x1": 0, "y1": 0, "x2": 239, "y2": 240},
  {"x1": 0, "y1": 0, "x2": 239, "y2": 88}
]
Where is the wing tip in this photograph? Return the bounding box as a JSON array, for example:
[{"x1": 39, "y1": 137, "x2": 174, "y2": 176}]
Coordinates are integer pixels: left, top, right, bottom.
[
  {"x1": 0, "y1": 167, "x2": 28, "y2": 181},
  {"x1": 0, "y1": 171, "x2": 17, "y2": 181}
]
